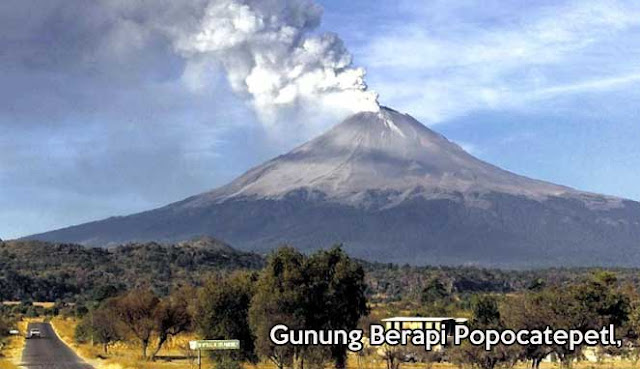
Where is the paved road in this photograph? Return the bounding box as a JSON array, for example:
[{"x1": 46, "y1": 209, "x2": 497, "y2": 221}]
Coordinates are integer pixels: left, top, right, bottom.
[{"x1": 19, "y1": 322, "x2": 94, "y2": 369}]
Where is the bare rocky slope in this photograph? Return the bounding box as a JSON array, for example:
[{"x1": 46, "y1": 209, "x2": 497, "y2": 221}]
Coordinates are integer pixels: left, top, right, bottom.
[{"x1": 26, "y1": 107, "x2": 640, "y2": 267}]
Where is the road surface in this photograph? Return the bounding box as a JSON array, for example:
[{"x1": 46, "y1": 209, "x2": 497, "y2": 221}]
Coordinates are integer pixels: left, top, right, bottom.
[{"x1": 20, "y1": 322, "x2": 94, "y2": 369}]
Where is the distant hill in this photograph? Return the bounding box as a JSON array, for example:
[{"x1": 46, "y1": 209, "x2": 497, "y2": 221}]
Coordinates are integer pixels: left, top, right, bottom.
[
  {"x1": 0, "y1": 237, "x2": 264, "y2": 301},
  {"x1": 26, "y1": 107, "x2": 640, "y2": 267}
]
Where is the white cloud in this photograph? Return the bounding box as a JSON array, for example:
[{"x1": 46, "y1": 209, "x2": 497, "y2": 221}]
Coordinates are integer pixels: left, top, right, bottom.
[
  {"x1": 530, "y1": 73, "x2": 640, "y2": 100},
  {"x1": 360, "y1": 0, "x2": 640, "y2": 123}
]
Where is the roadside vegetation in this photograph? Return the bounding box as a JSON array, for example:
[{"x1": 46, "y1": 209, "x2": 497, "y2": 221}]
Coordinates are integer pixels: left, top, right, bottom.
[
  {"x1": 0, "y1": 312, "x2": 23, "y2": 369},
  {"x1": 62, "y1": 246, "x2": 367, "y2": 368}
]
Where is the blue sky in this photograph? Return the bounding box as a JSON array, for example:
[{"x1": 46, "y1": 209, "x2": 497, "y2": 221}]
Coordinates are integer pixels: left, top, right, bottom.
[{"x1": 2, "y1": 0, "x2": 640, "y2": 239}]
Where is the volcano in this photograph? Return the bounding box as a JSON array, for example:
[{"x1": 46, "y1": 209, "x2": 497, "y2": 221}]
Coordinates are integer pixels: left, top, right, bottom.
[{"x1": 26, "y1": 107, "x2": 640, "y2": 267}]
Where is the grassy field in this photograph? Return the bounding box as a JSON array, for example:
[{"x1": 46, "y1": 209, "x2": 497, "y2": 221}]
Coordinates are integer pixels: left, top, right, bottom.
[{"x1": 0, "y1": 320, "x2": 27, "y2": 369}]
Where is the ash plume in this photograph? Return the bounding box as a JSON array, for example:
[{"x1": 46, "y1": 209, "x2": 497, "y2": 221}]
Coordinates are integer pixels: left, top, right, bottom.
[{"x1": 167, "y1": 0, "x2": 380, "y2": 123}]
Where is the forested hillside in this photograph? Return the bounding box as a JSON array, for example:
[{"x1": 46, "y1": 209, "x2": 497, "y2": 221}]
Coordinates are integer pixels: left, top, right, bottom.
[
  {"x1": 361, "y1": 262, "x2": 640, "y2": 302},
  {"x1": 3, "y1": 238, "x2": 640, "y2": 303},
  {"x1": 0, "y1": 237, "x2": 264, "y2": 301}
]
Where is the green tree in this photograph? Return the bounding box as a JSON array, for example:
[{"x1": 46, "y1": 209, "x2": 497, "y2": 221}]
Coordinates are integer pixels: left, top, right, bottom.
[
  {"x1": 249, "y1": 248, "x2": 307, "y2": 369},
  {"x1": 569, "y1": 271, "x2": 629, "y2": 329},
  {"x1": 0, "y1": 315, "x2": 11, "y2": 340},
  {"x1": 249, "y1": 247, "x2": 369, "y2": 369},
  {"x1": 551, "y1": 272, "x2": 630, "y2": 366},
  {"x1": 450, "y1": 294, "x2": 520, "y2": 369},
  {"x1": 420, "y1": 278, "x2": 450, "y2": 305},
  {"x1": 307, "y1": 247, "x2": 369, "y2": 369},
  {"x1": 196, "y1": 272, "x2": 258, "y2": 362},
  {"x1": 502, "y1": 290, "x2": 558, "y2": 369},
  {"x1": 471, "y1": 294, "x2": 501, "y2": 327},
  {"x1": 75, "y1": 304, "x2": 125, "y2": 354},
  {"x1": 624, "y1": 286, "x2": 640, "y2": 364}
]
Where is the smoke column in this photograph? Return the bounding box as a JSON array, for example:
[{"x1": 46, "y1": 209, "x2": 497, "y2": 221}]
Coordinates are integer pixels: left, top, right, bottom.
[{"x1": 169, "y1": 0, "x2": 380, "y2": 123}]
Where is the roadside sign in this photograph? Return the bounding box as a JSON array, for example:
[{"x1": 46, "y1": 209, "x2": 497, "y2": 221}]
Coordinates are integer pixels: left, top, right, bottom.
[
  {"x1": 190, "y1": 339, "x2": 240, "y2": 351},
  {"x1": 190, "y1": 340, "x2": 240, "y2": 369}
]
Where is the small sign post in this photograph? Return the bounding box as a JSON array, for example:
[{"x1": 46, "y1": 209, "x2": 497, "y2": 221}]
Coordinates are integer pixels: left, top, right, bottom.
[{"x1": 189, "y1": 340, "x2": 240, "y2": 369}]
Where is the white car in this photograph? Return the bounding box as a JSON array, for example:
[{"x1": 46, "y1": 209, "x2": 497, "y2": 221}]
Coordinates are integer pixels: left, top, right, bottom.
[{"x1": 26, "y1": 328, "x2": 42, "y2": 339}]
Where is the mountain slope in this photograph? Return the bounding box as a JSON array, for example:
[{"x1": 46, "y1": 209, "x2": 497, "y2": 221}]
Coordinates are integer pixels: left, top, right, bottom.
[
  {"x1": 195, "y1": 108, "x2": 573, "y2": 204},
  {"x1": 26, "y1": 107, "x2": 640, "y2": 267}
]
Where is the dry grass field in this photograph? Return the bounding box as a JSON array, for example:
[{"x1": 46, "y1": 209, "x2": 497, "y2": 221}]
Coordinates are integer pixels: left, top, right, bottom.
[
  {"x1": 1, "y1": 301, "x2": 56, "y2": 309},
  {"x1": 51, "y1": 316, "x2": 207, "y2": 369},
  {"x1": 0, "y1": 320, "x2": 27, "y2": 369}
]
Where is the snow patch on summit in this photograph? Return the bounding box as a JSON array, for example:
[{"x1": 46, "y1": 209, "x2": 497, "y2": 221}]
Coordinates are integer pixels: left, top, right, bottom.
[{"x1": 379, "y1": 110, "x2": 406, "y2": 138}]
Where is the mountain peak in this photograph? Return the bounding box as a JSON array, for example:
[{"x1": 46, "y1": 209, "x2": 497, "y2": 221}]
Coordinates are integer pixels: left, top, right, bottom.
[
  {"x1": 334, "y1": 106, "x2": 442, "y2": 141},
  {"x1": 189, "y1": 107, "x2": 576, "y2": 208},
  {"x1": 25, "y1": 107, "x2": 638, "y2": 267}
]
